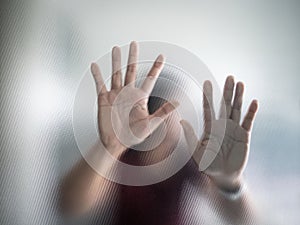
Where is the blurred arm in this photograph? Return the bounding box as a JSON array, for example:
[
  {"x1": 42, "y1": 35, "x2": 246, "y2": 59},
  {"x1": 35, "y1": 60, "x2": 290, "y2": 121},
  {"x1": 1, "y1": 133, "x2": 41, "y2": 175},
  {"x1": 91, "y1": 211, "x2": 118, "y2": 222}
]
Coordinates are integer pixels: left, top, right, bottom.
[{"x1": 60, "y1": 142, "x2": 122, "y2": 216}]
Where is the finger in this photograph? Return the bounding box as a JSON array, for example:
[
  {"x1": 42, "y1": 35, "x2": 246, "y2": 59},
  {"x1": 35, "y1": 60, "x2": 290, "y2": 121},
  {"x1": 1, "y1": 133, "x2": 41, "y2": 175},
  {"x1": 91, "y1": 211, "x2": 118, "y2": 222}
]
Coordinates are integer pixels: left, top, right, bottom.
[
  {"x1": 91, "y1": 63, "x2": 107, "y2": 95},
  {"x1": 150, "y1": 100, "x2": 179, "y2": 120},
  {"x1": 125, "y1": 41, "x2": 138, "y2": 87},
  {"x1": 148, "y1": 100, "x2": 179, "y2": 132},
  {"x1": 231, "y1": 82, "x2": 244, "y2": 123},
  {"x1": 203, "y1": 80, "x2": 215, "y2": 132},
  {"x1": 242, "y1": 100, "x2": 258, "y2": 131},
  {"x1": 180, "y1": 120, "x2": 199, "y2": 149},
  {"x1": 140, "y1": 54, "x2": 164, "y2": 95},
  {"x1": 111, "y1": 46, "x2": 122, "y2": 90},
  {"x1": 219, "y1": 76, "x2": 235, "y2": 119},
  {"x1": 149, "y1": 101, "x2": 179, "y2": 133}
]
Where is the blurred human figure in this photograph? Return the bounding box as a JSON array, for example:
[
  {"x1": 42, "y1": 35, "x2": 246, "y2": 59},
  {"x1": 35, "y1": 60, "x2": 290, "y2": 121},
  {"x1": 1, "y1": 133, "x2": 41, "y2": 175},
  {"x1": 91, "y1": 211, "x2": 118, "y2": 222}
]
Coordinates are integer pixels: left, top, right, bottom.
[{"x1": 61, "y1": 41, "x2": 259, "y2": 225}]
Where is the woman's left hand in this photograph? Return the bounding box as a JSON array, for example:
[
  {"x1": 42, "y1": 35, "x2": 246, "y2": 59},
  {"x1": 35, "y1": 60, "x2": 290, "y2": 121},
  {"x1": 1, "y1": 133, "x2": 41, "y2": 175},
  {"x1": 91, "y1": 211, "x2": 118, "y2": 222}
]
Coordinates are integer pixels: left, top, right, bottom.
[{"x1": 181, "y1": 76, "x2": 258, "y2": 192}]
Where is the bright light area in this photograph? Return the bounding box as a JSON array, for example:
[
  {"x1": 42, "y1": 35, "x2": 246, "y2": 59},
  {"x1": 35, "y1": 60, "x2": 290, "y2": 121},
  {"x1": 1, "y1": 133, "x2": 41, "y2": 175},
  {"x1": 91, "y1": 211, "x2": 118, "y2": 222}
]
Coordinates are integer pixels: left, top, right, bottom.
[{"x1": 27, "y1": 69, "x2": 64, "y2": 122}]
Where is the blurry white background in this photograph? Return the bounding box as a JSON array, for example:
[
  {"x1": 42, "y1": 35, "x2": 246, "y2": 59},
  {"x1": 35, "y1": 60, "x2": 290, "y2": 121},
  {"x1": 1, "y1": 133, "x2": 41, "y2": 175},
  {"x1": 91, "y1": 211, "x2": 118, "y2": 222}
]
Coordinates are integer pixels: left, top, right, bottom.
[{"x1": 1, "y1": 0, "x2": 299, "y2": 224}]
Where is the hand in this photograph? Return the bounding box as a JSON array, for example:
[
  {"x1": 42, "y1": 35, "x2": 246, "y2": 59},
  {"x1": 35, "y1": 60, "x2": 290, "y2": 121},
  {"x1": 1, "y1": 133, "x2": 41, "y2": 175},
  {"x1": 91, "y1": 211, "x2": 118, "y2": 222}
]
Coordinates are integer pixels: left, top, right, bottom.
[
  {"x1": 91, "y1": 41, "x2": 179, "y2": 157},
  {"x1": 181, "y1": 76, "x2": 258, "y2": 191}
]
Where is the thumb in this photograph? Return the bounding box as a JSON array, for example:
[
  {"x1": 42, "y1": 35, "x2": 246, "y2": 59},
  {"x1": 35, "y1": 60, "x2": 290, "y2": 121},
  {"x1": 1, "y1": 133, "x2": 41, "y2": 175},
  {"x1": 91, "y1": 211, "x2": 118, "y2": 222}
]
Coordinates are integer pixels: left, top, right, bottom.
[
  {"x1": 148, "y1": 100, "x2": 179, "y2": 133},
  {"x1": 180, "y1": 120, "x2": 199, "y2": 149},
  {"x1": 181, "y1": 120, "x2": 210, "y2": 170}
]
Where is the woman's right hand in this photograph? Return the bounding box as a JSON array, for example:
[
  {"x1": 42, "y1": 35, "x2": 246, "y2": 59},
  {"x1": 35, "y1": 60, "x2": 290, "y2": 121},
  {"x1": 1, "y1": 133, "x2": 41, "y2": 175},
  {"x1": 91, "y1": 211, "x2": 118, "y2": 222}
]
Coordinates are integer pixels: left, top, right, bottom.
[{"x1": 91, "y1": 41, "x2": 179, "y2": 158}]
